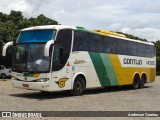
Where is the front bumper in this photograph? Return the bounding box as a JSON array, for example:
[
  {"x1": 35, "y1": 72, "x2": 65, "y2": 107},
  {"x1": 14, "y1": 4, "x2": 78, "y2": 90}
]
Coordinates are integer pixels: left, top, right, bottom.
[{"x1": 11, "y1": 79, "x2": 52, "y2": 91}]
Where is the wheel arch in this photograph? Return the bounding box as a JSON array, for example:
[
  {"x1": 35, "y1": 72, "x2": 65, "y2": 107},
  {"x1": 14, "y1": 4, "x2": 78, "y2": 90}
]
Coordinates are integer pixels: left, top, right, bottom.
[
  {"x1": 72, "y1": 72, "x2": 87, "y2": 89},
  {"x1": 141, "y1": 72, "x2": 147, "y2": 83},
  {"x1": 132, "y1": 72, "x2": 141, "y2": 89},
  {"x1": 132, "y1": 72, "x2": 140, "y2": 83}
]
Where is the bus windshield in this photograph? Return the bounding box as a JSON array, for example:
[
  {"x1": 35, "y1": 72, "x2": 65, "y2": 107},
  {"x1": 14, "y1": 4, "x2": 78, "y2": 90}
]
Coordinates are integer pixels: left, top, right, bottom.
[
  {"x1": 12, "y1": 29, "x2": 56, "y2": 73},
  {"x1": 12, "y1": 43, "x2": 51, "y2": 73}
]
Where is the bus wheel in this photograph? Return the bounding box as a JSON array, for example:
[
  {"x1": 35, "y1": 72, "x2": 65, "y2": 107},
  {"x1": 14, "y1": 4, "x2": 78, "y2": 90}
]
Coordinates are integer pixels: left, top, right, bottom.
[
  {"x1": 132, "y1": 75, "x2": 140, "y2": 89},
  {"x1": 140, "y1": 75, "x2": 146, "y2": 88},
  {"x1": 70, "y1": 76, "x2": 85, "y2": 96}
]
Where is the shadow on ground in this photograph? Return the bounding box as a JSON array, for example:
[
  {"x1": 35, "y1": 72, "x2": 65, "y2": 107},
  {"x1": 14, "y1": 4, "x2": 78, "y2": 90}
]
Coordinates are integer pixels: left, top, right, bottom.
[{"x1": 10, "y1": 85, "x2": 153, "y2": 100}]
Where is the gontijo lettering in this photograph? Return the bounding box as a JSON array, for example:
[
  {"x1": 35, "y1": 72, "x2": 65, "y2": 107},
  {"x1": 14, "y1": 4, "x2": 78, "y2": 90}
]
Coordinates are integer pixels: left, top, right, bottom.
[{"x1": 123, "y1": 58, "x2": 142, "y2": 65}]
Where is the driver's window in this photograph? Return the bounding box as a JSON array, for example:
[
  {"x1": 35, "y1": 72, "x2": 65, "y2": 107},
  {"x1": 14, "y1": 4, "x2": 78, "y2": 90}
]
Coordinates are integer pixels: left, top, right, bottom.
[
  {"x1": 52, "y1": 29, "x2": 72, "y2": 71},
  {"x1": 53, "y1": 47, "x2": 63, "y2": 65}
]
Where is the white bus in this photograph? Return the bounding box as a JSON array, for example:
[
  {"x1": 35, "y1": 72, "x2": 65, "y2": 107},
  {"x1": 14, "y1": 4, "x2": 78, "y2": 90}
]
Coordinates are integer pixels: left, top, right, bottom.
[{"x1": 2, "y1": 25, "x2": 156, "y2": 95}]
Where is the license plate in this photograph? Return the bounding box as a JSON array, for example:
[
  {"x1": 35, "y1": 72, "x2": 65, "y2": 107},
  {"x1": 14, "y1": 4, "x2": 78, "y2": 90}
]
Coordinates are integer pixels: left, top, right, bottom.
[{"x1": 22, "y1": 84, "x2": 29, "y2": 88}]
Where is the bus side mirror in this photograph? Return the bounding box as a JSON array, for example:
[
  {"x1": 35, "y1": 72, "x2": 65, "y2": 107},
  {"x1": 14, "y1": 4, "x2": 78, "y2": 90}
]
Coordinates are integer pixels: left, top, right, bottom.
[
  {"x1": 44, "y1": 40, "x2": 54, "y2": 57},
  {"x1": 2, "y1": 41, "x2": 13, "y2": 56}
]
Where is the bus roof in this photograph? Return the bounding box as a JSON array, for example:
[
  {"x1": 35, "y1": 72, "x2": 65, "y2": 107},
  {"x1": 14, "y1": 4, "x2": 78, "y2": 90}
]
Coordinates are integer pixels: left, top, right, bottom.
[
  {"x1": 75, "y1": 27, "x2": 154, "y2": 46},
  {"x1": 21, "y1": 25, "x2": 76, "y2": 31},
  {"x1": 108, "y1": 34, "x2": 154, "y2": 45},
  {"x1": 92, "y1": 30, "x2": 154, "y2": 46},
  {"x1": 21, "y1": 25, "x2": 154, "y2": 46},
  {"x1": 93, "y1": 29, "x2": 127, "y2": 38}
]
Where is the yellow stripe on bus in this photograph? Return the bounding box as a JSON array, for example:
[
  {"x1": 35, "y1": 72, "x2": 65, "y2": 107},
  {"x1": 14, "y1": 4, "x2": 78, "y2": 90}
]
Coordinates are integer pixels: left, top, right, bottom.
[{"x1": 109, "y1": 54, "x2": 156, "y2": 85}]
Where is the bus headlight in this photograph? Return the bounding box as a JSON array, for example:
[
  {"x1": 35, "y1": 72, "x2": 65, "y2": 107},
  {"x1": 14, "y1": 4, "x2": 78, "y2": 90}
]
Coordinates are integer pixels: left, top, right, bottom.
[{"x1": 36, "y1": 78, "x2": 49, "y2": 82}]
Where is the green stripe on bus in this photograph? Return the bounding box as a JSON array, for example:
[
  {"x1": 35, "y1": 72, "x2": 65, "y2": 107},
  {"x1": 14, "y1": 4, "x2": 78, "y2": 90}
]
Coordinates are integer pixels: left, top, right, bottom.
[
  {"x1": 89, "y1": 52, "x2": 111, "y2": 86},
  {"x1": 76, "y1": 27, "x2": 96, "y2": 33},
  {"x1": 100, "y1": 53, "x2": 119, "y2": 86}
]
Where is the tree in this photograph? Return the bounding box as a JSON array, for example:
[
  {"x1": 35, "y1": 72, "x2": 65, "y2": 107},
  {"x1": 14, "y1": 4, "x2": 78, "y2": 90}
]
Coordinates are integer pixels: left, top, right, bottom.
[
  {"x1": 36, "y1": 14, "x2": 58, "y2": 25},
  {"x1": 9, "y1": 10, "x2": 23, "y2": 24},
  {"x1": 116, "y1": 32, "x2": 147, "y2": 41},
  {"x1": 0, "y1": 10, "x2": 58, "y2": 65}
]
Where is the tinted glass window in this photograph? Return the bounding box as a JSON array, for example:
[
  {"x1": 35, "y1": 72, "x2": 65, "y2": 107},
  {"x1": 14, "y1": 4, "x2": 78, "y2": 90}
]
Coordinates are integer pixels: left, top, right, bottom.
[
  {"x1": 73, "y1": 31, "x2": 89, "y2": 51},
  {"x1": 90, "y1": 34, "x2": 95, "y2": 51},
  {"x1": 128, "y1": 41, "x2": 137, "y2": 56},
  {"x1": 18, "y1": 30, "x2": 56, "y2": 43},
  {"x1": 137, "y1": 43, "x2": 146, "y2": 57},
  {"x1": 146, "y1": 45, "x2": 150, "y2": 57},
  {"x1": 117, "y1": 39, "x2": 128, "y2": 55},
  {"x1": 53, "y1": 29, "x2": 72, "y2": 71},
  {"x1": 150, "y1": 45, "x2": 155, "y2": 57},
  {"x1": 104, "y1": 37, "x2": 116, "y2": 54},
  {"x1": 90, "y1": 34, "x2": 103, "y2": 52}
]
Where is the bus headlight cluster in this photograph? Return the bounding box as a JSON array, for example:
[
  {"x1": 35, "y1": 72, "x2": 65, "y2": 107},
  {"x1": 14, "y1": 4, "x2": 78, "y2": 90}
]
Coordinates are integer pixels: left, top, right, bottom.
[{"x1": 36, "y1": 78, "x2": 49, "y2": 82}]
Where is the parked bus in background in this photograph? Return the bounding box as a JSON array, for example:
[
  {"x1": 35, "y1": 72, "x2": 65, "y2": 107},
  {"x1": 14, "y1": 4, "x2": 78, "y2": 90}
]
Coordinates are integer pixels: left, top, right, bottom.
[{"x1": 2, "y1": 25, "x2": 156, "y2": 95}]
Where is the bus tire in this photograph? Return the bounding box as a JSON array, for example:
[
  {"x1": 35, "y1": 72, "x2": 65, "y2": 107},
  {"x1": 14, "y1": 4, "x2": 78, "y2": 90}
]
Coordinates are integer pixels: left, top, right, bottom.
[
  {"x1": 132, "y1": 75, "x2": 140, "y2": 89},
  {"x1": 140, "y1": 74, "x2": 146, "y2": 88},
  {"x1": 70, "y1": 76, "x2": 85, "y2": 96}
]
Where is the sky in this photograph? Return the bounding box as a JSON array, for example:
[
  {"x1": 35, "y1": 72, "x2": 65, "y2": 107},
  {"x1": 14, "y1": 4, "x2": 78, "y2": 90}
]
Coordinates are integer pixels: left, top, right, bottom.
[{"x1": 1, "y1": 0, "x2": 160, "y2": 41}]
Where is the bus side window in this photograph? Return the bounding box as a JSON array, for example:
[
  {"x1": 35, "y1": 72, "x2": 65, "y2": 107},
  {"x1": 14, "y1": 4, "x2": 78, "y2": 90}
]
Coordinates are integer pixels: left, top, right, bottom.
[
  {"x1": 137, "y1": 43, "x2": 146, "y2": 57},
  {"x1": 128, "y1": 41, "x2": 137, "y2": 56},
  {"x1": 146, "y1": 45, "x2": 150, "y2": 57},
  {"x1": 90, "y1": 33, "x2": 95, "y2": 51},
  {"x1": 73, "y1": 31, "x2": 89, "y2": 51},
  {"x1": 104, "y1": 37, "x2": 116, "y2": 54},
  {"x1": 90, "y1": 34, "x2": 103, "y2": 52},
  {"x1": 117, "y1": 39, "x2": 128, "y2": 55},
  {"x1": 94, "y1": 35, "x2": 104, "y2": 52},
  {"x1": 150, "y1": 45, "x2": 155, "y2": 57}
]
